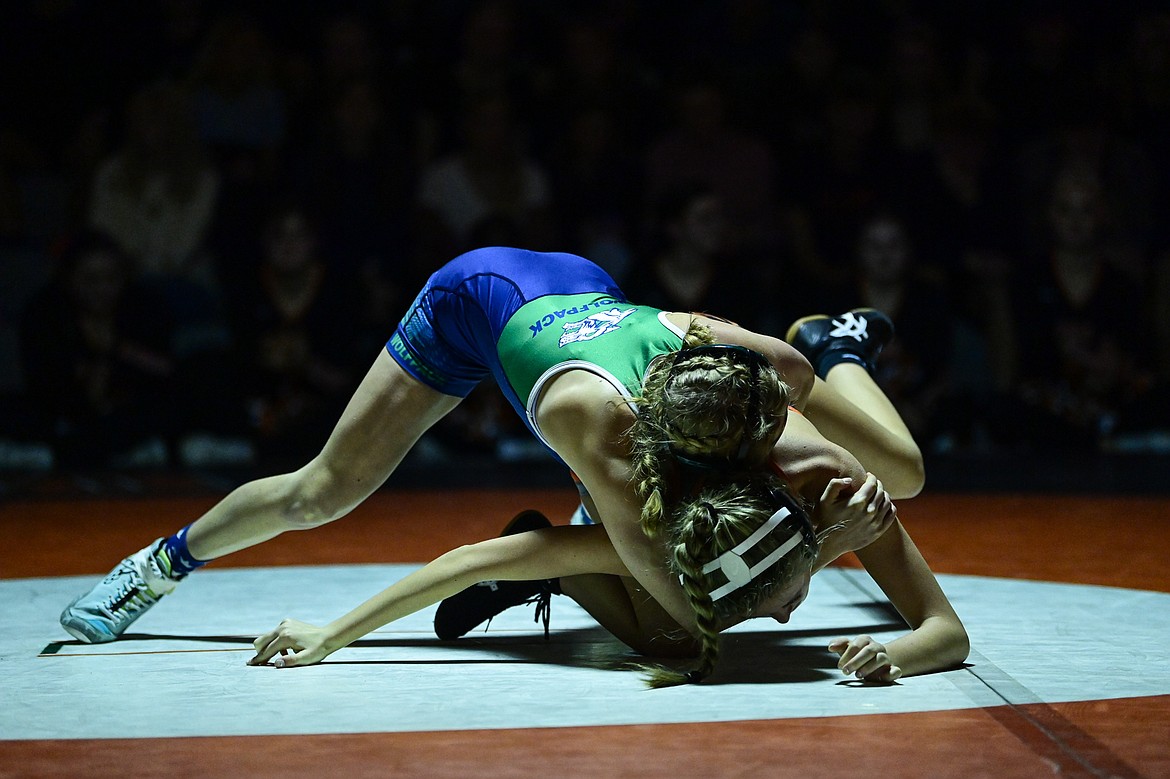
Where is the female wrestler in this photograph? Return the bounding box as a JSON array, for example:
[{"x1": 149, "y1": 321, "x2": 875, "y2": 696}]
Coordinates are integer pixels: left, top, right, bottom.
[
  {"x1": 246, "y1": 339, "x2": 967, "y2": 686},
  {"x1": 60, "y1": 248, "x2": 941, "y2": 678}
]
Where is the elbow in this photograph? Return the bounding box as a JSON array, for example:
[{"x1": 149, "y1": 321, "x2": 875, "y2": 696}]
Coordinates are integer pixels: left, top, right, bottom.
[
  {"x1": 787, "y1": 355, "x2": 816, "y2": 409},
  {"x1": 956, "y1": 629, "x2": 971, "y2": 665},
  {"x1": 911, "y1": 617, "x2": 969, "y2": 677},
  {"x1": 946, "y1": 621, "x2": 971, "y2": 669}
]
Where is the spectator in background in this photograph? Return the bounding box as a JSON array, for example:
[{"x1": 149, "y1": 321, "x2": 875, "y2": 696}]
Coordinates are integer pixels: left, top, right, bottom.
[
  {"x1": 539, "y1": 16, "x2": 650, "y2": 282},
  {"x1": 1015, "y1": 97, "x2": 1156, "y2": 279},
  {"x1": 188, "y1": 11, "x2": 286, "y2": 182},
  {"x1": 623, "y1": 184, "x2": 762, "y2": 330},
  {"x1": 284, "y1": 10, "x2": 404, "y2": 163},
  {"x1": 833, "y1": 211, "x2": 955, "y2": 446},
  {"x1": 290, "y1": 77, "x2": 412, "y2": 349},
  {"x1": 441, "y1": 0, "x2": 532, "y2": 122},
  {"x1": 533, "y1": 15, "x2": 652, "y2": 147},
  {"x1": 224, "y1": 203, "x2": 362, "y2": 468},
  {"x1": 188, "y1": 11, "x2": 288, "y2": 276},
  {"x1": 781, "y1": 69, "x2": 892, "y2": 298},
  {"x1": 410, "y1": 0, "x2": 538, "y2": 171},
  {"x1": 986, "y1": 7, "x2": 1097, "y2": 149},
  {"x1": 894, "y1": 97, "x2": 1017, "y2": 393},
  {"x1": 86, "y1": 79, "x2": 221, "y2": 325},
  {"x1": 668, "y1": 1, "x2": 794, "y2": 127},
  {"x1": 19, "y1": 231, "x2": 176, "y2": 469},
  {"x1": 414, "y1": 92, "x2": 556, "y2": 277},
  {"x1": 901, "y1": 98, "x2": 1013, "y2": 278},
  {"x1": 774, "y1": 20, "x2": 840, "y2": 154},
  {"x1": 996, "y1": 171, "x2": 1166, "y2": 449},
  {"x1": 546, "y1": 106, "x2": 640, "y2": 284},
  {"x1": 643, "y1": 77, "x2": 780, "y2": 265},
  {"x1": 883, "y1": 17, "x2": 949, "y2": 157},
  {"x1": 317, "y1": 12, "x2": 385, "y2": 110}
]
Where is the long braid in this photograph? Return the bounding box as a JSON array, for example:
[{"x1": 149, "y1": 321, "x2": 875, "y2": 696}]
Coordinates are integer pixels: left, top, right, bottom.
[
  {"x1": 641, "y1": 501, "x2": 723, "y2": 688},
  {"x1": 632, "y1": 449, "x2": 669, "y2": 539},
  {"x1": 627, "y1": 320, "x2": 717, "y2": 538},
  {"x1": 633, "y1": 475, "x2": 820, "y2": 688},
  {"x1": 622, "y1": 321, "x2": 808, "y2": 686},
  {"x1": 627, "y1": 321, "x2": 789, "y2": 507}
]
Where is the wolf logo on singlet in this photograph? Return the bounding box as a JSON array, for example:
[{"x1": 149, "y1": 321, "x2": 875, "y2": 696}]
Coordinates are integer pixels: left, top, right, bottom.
[
  {"x1": 496, "y1": 293, "x2": 684, "y2": 451},
  {"x1": 558, "y1": 307, "x2": 637, "y2": 347}
]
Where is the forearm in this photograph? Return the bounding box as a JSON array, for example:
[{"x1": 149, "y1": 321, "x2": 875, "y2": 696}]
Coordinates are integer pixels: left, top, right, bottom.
[
  {"x1": 812, "y1": 544, "x2": 845, "y2": 574},
  {"x1": 322, "y1": 526, "x2": 625, "y2": 652},
  {"x1": 320, "y1": 545, "x2": 487, "y2": 653},
  {"x1": 810, "y1": 501, "x2": 859, "y2": 573},
  {"x1": 853, "y1": 521, "x2": 970, "y2": 678},
  {"x1": 882, "y1": 614, "x2": 970, "y2": 677}
]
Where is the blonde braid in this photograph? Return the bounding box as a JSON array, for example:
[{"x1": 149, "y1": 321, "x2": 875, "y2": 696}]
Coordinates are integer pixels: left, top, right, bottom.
[
  {"x1": 628, "y1": 321, "x2": 789, "y2": 490},
  {"x1": 626, "y1": 320, "x2": 717, "y2": 538},
  {"x1": 634, "y1": 475, "x2": 820, "y2": 688},
  {"x1": 630, "y1": 447, "x2": 668, "y2": 538},
  {"x1": 659, "y1": 353, "x2": 775, "y2": 453},
  {"x1": 641, "y1": 501, "x2": 723, "y2": 688}
]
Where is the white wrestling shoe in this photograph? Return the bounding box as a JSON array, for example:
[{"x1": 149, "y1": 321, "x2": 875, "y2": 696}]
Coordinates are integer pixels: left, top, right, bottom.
[{"x1": 59, "y1": 540, "x2": 179, "y2": 643}]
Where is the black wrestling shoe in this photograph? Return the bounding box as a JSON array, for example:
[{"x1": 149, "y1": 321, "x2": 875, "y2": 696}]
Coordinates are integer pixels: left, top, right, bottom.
[
  {"x1": 785, "y1": 308, "x2": 895, "y2": 379},
  {"x1": 434, "y1": 510, "x2": 561, "y2": 641}
]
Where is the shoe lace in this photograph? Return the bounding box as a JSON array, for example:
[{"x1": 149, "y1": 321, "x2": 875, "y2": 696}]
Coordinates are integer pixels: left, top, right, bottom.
[
  {"x1": 474, "y1": 579, "x2": 555, "y2": 640},
  {"x1": 522, "y1": 584, "x2": 553, "y2": 640},
  {"x1": 99, "y1": 564, "x2": 151, "y2": 618}
]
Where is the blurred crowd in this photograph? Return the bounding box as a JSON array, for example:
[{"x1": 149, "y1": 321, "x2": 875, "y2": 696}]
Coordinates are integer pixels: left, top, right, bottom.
[{"x1": 2, "y1": 0, "x2": 1169, "y2": 473}]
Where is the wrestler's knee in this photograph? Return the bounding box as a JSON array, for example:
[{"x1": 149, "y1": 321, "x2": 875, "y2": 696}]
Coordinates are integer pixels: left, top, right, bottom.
[
  {"x1": 893, "y1": 441, "x2": 926, "y2": 499},
  {"x1": 278, "y1": 464, "x2": 358, "y2": 530}
]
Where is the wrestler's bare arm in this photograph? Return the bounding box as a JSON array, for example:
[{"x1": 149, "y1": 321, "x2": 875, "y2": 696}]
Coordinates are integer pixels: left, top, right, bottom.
[
  {"x1": 677, "y1": 313, "x2": 924, "y2": 498},
  {"x1": 845, "y1": 521, "x2": 970, "y2": 678},
  {"x1": 675, "y1": 313, "x2": 816, "y2": 410},
  {"x1": 536, "y1": 370, "x2": 702, "y2": 635},
  {"x1": 249, "y1": 524, "x2": 626, "y2": 667}
]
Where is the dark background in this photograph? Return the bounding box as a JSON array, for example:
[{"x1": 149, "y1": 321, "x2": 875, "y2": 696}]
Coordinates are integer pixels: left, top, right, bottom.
[{"x1": 1, "y1": 1, "x2": 1168, "y2": 493}]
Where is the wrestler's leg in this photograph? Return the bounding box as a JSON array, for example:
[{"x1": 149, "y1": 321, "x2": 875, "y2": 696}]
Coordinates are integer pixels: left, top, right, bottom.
[
  {"x1": 59, "y1": 351, "x2": 461, "y2": 644},
  {"x1": 803, "y1": 369, "x2": 923, "y2": 497},
  {"x1": 187, "y1": 350, "x2": 461, "y2": 559},
  {"x1": 559, "y1": 492, "x2": 696, "y2": 656},
  {"x1": 559, "y1": 574, "x2": 698, "y2": 657}
]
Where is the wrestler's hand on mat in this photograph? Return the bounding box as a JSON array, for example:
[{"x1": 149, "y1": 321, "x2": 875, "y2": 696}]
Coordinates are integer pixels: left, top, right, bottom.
[
  {"x1": 248, "y1": 618, "x2": 334, "y2": 668},
  {"x1": 828, "y1": 635, "x2": 902, "y2": 683},
  {"x1": 814, "y1": 472, "x2": 897, "y2": 557}
]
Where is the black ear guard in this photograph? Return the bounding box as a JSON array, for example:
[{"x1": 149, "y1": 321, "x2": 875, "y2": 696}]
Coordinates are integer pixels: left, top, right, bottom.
[
  {"x1": 766, "y1": 485, "x2": 817, "y2": 542},
  {"x1": 665, "y1": 344, "x2": 769, "y2": 467}
]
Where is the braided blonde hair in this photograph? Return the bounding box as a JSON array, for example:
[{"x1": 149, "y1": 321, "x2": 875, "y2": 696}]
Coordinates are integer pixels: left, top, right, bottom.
[
  {"x1": 627, "y1": 320, "x2": 790, "y2": 539},
  {"x1": 637, "y1": 473, "x2": 819, "y2": 688}
]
